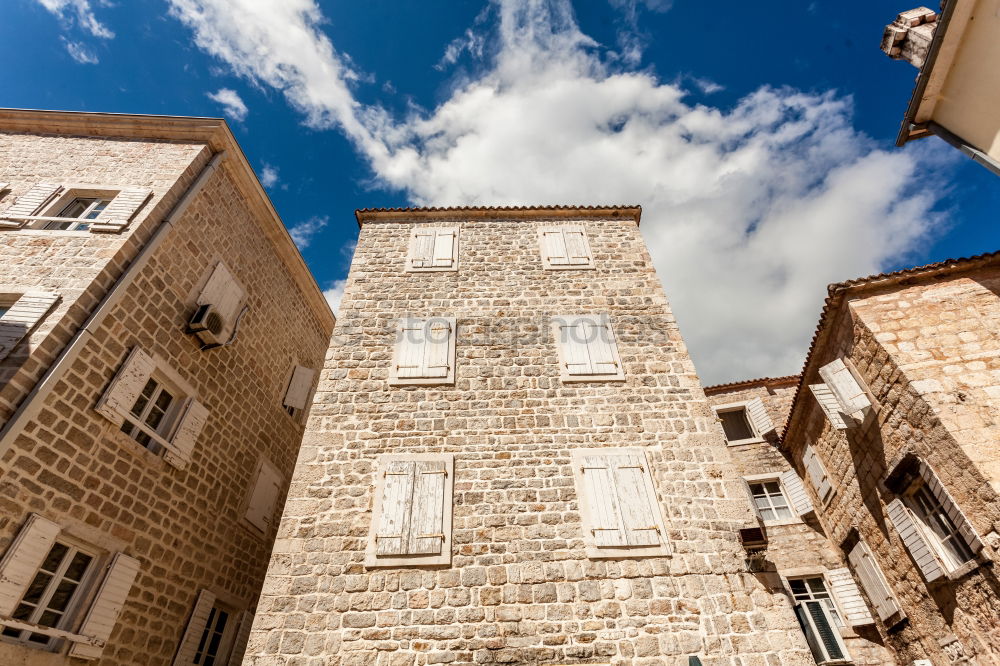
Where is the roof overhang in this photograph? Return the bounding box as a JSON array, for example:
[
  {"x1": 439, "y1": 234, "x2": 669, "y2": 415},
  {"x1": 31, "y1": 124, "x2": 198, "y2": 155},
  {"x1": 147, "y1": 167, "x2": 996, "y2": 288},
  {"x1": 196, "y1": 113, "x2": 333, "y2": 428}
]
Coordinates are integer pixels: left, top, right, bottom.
[{"x1": 354, "y1": 205, "x2": 642, "y2": 228}]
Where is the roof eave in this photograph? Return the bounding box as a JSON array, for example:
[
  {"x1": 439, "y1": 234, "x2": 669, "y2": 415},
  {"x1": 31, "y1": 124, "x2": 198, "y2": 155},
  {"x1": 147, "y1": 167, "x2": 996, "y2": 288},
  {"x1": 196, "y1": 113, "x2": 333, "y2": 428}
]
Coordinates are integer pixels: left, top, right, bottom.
[{"x1": 354, "y1": 205, "x2": 643, "y2": 228}]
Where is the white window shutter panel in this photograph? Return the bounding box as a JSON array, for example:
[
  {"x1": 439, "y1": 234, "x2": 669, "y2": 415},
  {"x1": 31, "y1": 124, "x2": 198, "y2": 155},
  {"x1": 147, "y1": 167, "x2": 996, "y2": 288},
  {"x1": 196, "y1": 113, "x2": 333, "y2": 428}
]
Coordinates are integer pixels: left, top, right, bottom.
[
  {"x1": 164, "y1": 399, "x2": 209, "y2": 470},
  {"x1": 579, "y1": 455, "x2": 628, "y2": 546},
  {"x1": 779, "y1": 469, "x2": 814, "y2": 516},
  {"x1": 886, "y1": 498, "x2": 945, "y2": 583},
  {"x1": 848, "y1": 539, "x2": 903, "y2": 622},
  {"x1": 395, "y1": 319, "x2": 426, "y2": 379},
  {"x1": 91, "y1": 188, "x2": 151, "y2": 232},
  {"x1": 198, "y1": 261, "x2": 245, "y2": 323},
  {"x1": 563, "y1": 227, "x2": 592, "y2": 265},
  {"x1": 172, "y1": 590, "x2": 216, "y2": 666},
  {"x1": 558, "y1": 318, "x2": 593, "y2": 375},
  {"x1": 819, "y1": 359, "x2": 872, "y2": 418},
  {"x1": 4, "y1": 182, "x2": 62, "y2": 219},
  {"x1": 284, "y1": 366, "x2": 316, "y2": 411},
  {"x1": 432, "y1": 229, "x2": 457, "y2": 267},
  {"x1": 409, "y1": 230, "x2": 435, "y2": 269},
  {"x1": 541, "y1": 229, "x2": 569, "y2": 266},
  {"x1": 375, "y1": 459, "x2": 416, "y2": 556},
  {"x1": 0, "y1": 291, "x2": 59, "y2": 361},
  {"x1": 409, "y1": 459, "x2": 447, "y2": 554},
  {"x1": 0, "y1": 513, "x2": 61, "y2": 616},
  {"x1": 226, "y1": 610, "x2": 255, "y2": 666},
  {"x1": 612, "y1": 453, "x2": 661, "y2": 547},
  {"x1": 917, "y1": 461, "x2": 985, "y2": 554},
  {"x1": 584, "y1": 317, "x2": 621, "y2": 376},
  {"x1": 827, "y1": 567, "x2": 874, "y2": 627},
  {"x1": 745, "y1": 397, "x2": 775, "y2": 435},
  {"x1": 94, "y1": 347, "x2": 157, "y2": 426},
  {"x1": 68, "y1": 553, "x2": 141, "y2": 660},
  {"x1": 802, "y1": 445, "x2": 833, "y2": 506},
  {"x1": 246, "y1": 461, "x2": 283, "y2": 532},
  {"x1": 809, "y1": 383, "x2": 849, "y2": 430},
  {"x1": 423, "y1": 319, "x2": 452, "y2": 378}
]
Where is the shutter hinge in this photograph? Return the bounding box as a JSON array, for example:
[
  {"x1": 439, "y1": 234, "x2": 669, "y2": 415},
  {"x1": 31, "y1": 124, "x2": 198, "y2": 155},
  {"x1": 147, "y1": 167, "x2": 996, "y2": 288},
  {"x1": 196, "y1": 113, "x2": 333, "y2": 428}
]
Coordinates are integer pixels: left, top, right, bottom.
[{"x1": 417, "y1": 533, "x2": 445, "y2": 539}]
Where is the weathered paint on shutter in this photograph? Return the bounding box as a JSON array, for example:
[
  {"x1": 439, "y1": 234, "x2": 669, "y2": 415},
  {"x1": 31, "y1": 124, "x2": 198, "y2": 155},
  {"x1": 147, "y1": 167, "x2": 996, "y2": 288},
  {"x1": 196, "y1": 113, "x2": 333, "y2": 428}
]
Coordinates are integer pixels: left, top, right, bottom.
[
  {"x1": 68, "y1": 553, "x2": 141, "y2": 660},
  {"x1": 779, "y1": 469, "x2": 814, "y2": 516},
  {"x1": 172, "y1": 589, "x2": 216, "y2": 666},
  {"x1": 409, "y1": 460, "x2": 447, "y2": 554},
  {"x1": 198, "y1": 261, "x2": 245, "y2": 323},
  {"x1": 409, "y1": 230, "x2": 436, "y2": 268},
  {"x1": 563, "y1": 227, "x2": 592, "y2": 265},
  {"x1": 0, "y1": 513, "x2": 61, "y2": 616},
  {"x1": 612, "y1": 453, "x2": 661, "y2": 546},
  {"x1": 801, "y1": 599, "x2": 847, "y2": 662},
  {"x1": 809, "y1": 383, "x2": 849, "y2": 430},
  {"x1": 164, "y1": 399, "x2": 209, "y2": 470},
  {"x1": 245, "y1": 460, "x2": 283, "y2": 532},
  {"x1": 0, "y1": 291, "x2": 59, "y2": 360},
  {"x1": 802, "y1": 444, "x2": 834, "y2": 506},
  {"x1": 283, "y1": 366, "x2": 315, "y2": 411},
  {"x1": 745, "y1": 397, "x2": 775, "y2": 435},
  {"x1": 584, "y1": 317, "x2": 621, "y2": 376},
  {"x1": 375, "y1": 459, "x2": 416, "y2": 556},
  {"x1": 819, "y1": 359, "x2": 871, "y2": 418},
  {"x1": 579, "y1": 455, "x2": 628, "y2": 546},
  {"x1": 827, "y1": 567, "x2": 874, "y2": 627},
  {"x1": 91, "y1": 188, "x2": 151, "y2": 232},
  {"x1": 541, "y1": 229, "x2": 569, "y2": 266},
  {"x1": 917, "y1": 461, "x2": 985, "y2": 554},
  {"x1": 396, "y1": 319, "x2": 426, "y2": 378},
  {"x1": 559, "y1": 318, "x2": 593, "y2": 375},
  {"x1": 886, "y1": 498, "x2": 945, "y2": 583},
  {"x1": 94, "y1": 347, "x2": 157, "y2": 427},
  {"x1": 432, "y1": 229, "x2": 456, "y2": 267},
  {"x1": 848, "y1": 539, "x2": 903, "y2": 622},
  {"x1": 4, "y1": 183, "x2": 62, "y2": 219},
  {"x1": 226, "y1": 610, "x2": 255, "y2": 666},
  {"x1": 423, "y1": 319, "x2": 452, "y2": 378}
]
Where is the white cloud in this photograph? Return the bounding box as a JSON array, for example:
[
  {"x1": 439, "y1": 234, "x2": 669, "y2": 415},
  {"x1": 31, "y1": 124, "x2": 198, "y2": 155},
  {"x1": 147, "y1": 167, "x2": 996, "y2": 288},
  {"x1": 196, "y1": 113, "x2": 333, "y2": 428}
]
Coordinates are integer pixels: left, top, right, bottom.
[
  {"x1": 323, "y1": 279, "x2": 348, "y2": 314},
  {"x1": 63, "y1": 38, "x2": 99, "y2": 64},
  {"x1": 287, "y1": 215, "x2": 329, "y2": 249},
  {"x1": 168, "y1": 0, "x2": 950, "y2": 383},
  {"x1": 259, "y1": 163, "x2": 280, "y2": 188},
  {"x1": 36, "y1": 0, "x2": 114, "y2": 39},
  {"x1": 437, "y1": 29, "x2": 487, "y2": 70},
  {"x1": 206, "y1": 88, "x2": 248, "y2": 122}
]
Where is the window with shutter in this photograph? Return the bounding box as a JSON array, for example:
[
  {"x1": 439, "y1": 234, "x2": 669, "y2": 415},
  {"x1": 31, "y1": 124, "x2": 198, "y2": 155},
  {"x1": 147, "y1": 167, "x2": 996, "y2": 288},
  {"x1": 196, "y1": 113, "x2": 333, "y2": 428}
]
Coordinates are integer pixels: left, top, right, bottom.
[
  {"x1": 406, "y1": 227, "x2": 459, "y2": 272},
  {"x1": 743, "y1": 475, "x2": 795, "y2": 523},
  {"x1": 819, "y1": 358, "x2": 872, "y2": 419},
  {"x1": 0, "y1": 291, "x2": 59, "y2": 361},
  {"x1": 67, "y1": 553, "x2": 141, "y2": 660},
  {"x1": 847, "y1": 539, "x2": 904, "y2": 624},
  {"x1": 283, "y1": 365, "x2": 316, "y2": 420},
  {"x1": 1, "y1": 184, "x2": 151, "y2": 232},
  {"x1": 538, "y1": 225, "x2": 594, "y2": 269},
  {"x1": 389, "y1": 317, "x2": 457, "y2": 386},
  {"x1": 779, "y1": 469, "x2": 814, "y2": 517},
  {"x1": 571, "y1": 448, "x2": 670, "y2": 559},
  {"x1": 809, "y1": 383, "x2": 849, "y2": 430},
  {"x1": 794, "y1": 598, "x2": 851, "y2": 664},
  {"x1": 826, "y1": 567, "x2": 874, "y2": 627},
  {"x1": 0, "y1": 183, "x2": 63, "y2": 228},
  {"x1": 226, "y1": 610, "x2": 254, "y2": 666},
  {"x1": 173, "y1": 590, "x2": 241, "y2": 666},
  {"x1": 802, "y1": 444, "x2": 835, "y2": 507},
  {"x1": 195, "y1": 261, "x2": 246, "y2": 341},
  {"x1": 552, "y1": 314, "x2": 625, "y2": 382},
  {"x1": 712, "y1": 400, "x2": 771, "y2": 445},
  {"x1": 245, "y1": 458, "x2": 283, "y2": 534},
  {"x1": 886, "y1": 498, "x2": 946, "y2": 583},
  {"x1": 365, "y1": 454, "x2": 454, "y2": 567}
]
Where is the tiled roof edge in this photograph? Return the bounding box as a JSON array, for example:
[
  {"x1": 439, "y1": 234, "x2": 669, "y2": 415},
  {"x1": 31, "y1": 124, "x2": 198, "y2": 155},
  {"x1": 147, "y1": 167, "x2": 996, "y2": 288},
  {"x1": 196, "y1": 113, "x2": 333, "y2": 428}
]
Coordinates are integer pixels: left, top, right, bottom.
[
  {"x1": 703, "y1": 375, "x2": 800, "y2": 393},
  {"x1": 354, "y1": 205, "x2": 642, "y2": 227}
]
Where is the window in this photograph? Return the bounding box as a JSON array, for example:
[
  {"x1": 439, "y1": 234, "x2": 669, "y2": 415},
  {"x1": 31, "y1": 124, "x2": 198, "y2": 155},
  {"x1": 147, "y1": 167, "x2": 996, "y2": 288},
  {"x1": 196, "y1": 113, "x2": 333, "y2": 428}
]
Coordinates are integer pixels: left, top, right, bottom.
[
  {"x1": 570, "y1": 448, "x2": 671, "y2": 559},
  {"x1": 538, "y1": 225, "x2": 594, "y2": 269},
  {"x1": 552, "y1": 314, "x2": 625, "y2": 382},
  {"x1": 120, "y1": 377, "x2": 177, "y2": 452},
  {"x1": 173, "y1": 590, "x2": 250, "y2": 666},
  {"x1": 713, "y1": 398, "x2": 774, "y2": 445},
  {"x1": 0, "y1": 182, "x2": 151, "y2": 233},
  {"x1": 365, "y1": 454, "x2": 454, "y2": 567},
  {"x1": 908, "y1": 483, "x2": 975, "y2": 571},
  {"x1": 193, "y1": 605, "x2": 229, "y2": 665},
  {"x1": 0, "y1": 292, "x2": 59, "y2": 361},
  {"x1": 802, "y1": 443, "x2": 835, "y2": 507},
  {"x1": 749, "y1": 481, "x2": 793, "y2": 522},
  {"x1": 245, "y1": 458, "x2": 282, "y2": 534},
  {"x1": 41, "y1": 198, "x2": 112, "y2": 231},
  {"x1": 389, "y1": 317, "x2": 457, "y2": 386},
  {"x1": 789, "y1": 577, "x2": 843, "y2": 628},
  {"x1": 406, "y1": 227, "x2": 459, "y2": 271},
  {"x1": 282, "y1": 365, "x2": 316, "y2": 421},
  {"x1": 794, "y1": 597, "x2": 851, "y2": 664}
]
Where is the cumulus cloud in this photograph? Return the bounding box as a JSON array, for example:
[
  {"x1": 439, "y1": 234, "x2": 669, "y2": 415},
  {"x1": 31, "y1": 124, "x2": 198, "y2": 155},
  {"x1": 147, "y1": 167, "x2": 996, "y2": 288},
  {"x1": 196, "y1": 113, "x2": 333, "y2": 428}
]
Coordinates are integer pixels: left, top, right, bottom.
[
  {"x1": 168, "y1": 0, "x2": 948, "y2": 383},
  {"x1": 206, "y1": 88, "x2": 248, "y2": 122},
  {"x1": 62, "y1": 38, "x2": 99, "y2": 64},
  {"x1": 259, "y1": 163, "x2": 280, "y2": 188},
  {"x1": 323, "y1": 279, "x2": 348, "y2": 315},
  {"x1": 288, "y1": 215, "x2": 329, "y2": 249},
  {"x1": 35, "y1": 0, "x2": 114, "y2": 39}
]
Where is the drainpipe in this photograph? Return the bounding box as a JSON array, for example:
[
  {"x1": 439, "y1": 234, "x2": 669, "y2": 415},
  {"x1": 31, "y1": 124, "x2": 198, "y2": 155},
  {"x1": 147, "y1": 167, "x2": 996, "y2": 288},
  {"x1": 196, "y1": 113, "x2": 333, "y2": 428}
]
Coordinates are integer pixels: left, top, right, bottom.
[{"x1": 0, "y1": 151, "x2": 226, "y2": 462}]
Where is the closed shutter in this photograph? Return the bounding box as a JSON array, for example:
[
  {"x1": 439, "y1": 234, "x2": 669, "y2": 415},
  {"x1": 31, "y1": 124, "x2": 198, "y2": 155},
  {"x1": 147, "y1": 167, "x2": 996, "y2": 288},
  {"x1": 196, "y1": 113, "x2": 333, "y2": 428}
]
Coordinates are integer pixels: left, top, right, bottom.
[
  {"x1": 409, "y1": 230, "x2": 436, "y2": 269},
  {"x1": 1, "y1": 182, "x2": 62, "y2": 226},
  {"x1": 283, "y1": 365, "x2": 316, "y2": 411},
  {"x1": 90, "y1": 188, "x2": 151, "y2": 233},
  {"x1": 395, "y1": 319, "x2": 426, "y2": 379},
  {"x1": 917, "y1": 461, "x2": 984, "y2": 554},
  {"x1": 375, "y1": 459, "x2": 415, "y2": 556},
  {"x1": 802, "y1": 444, "x2": 834, "y2": 506},
  {"x1": 226, "y1": 610, "x2": 255, "y2": 666},
  {"x1": 540, "y1": 229, "x2": 569, "y2": 266},
  {"x1": 575, "y1": 450, "x2": 666, "y2": 550},
  {"x1": 563, "y1": 227, "x2": 592, "y2": 265},
  {"x1": 578, "y1": 454, "x2": 628, "y2": 546},
  {"x1": 819, "y1": 359, "x2": 871, "y2": 418},
  {"x1": 558, "y1": 318, "x2": 593, "y2": 375},
  {"x1": 779, "y1": 469, "x2": 814, "y2": 516},
  {"x1": 409, "y1": 460, "x2": 447, "y2": 554},
  {"x1": 583, "y1": 317, "x2": 621, "y2": 376},
  {"x1": 809, "y1": 383, "x2": 849, "y2": 430},
  {"x1": 198, "y1": 262, "x2": 245, "y2": 324},
  {"x1": 173, "y1": 590, "x2": 216, "y2": 666},
  {"x1": 68, "y1": 553, "x2": 141, "y2": 660},
  {"x1": 745, "y1": 397, "x2": 775, "y2": 435},
  {"x1": 164, "y1": 399, "x2": 209, "y2": 470},
  {"x1": 0, "y1": 291, "x2": 59, "y2": 360},
  {"x1": 848, "y1": 539, "x2": 903, "y2": 622},
  {"x1": 423, "y1": 319, "x2": 452, "y2": 378},
  {"x1": 94, "y1": 347, "x2": 157, "y2": 426},
  {"x1": 245, "y1": 460, "x2": 282, "y2": 532},
  {"x1": 432, "y1": 229, "x2": 457, "y2": 268},
  {"x1": 886, "y1": 498, "x2": 945, "y2": 583},
  {"x1": 391, "y1": 318, "x2": 455, "y2": 383},
  {"x1": 827, "y1": 567, "x2": 874, "y2": 627},
  {"x1": 556, "y1": 315, "x2": 624, "y2": 380},
  {"x1": 0, "y1": 513, "x2": 61, "y2": 616},
  {"x1": 612, "y1": 452, "x2": 662, "y2": 547}
]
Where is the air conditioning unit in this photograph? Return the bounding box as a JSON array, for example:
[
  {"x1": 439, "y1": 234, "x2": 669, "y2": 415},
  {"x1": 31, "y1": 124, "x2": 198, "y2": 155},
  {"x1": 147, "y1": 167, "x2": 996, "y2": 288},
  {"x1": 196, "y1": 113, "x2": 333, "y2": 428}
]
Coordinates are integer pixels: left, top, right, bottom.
[{"x1": 187, "y1": 304, "x2": 226, "y2": 346}]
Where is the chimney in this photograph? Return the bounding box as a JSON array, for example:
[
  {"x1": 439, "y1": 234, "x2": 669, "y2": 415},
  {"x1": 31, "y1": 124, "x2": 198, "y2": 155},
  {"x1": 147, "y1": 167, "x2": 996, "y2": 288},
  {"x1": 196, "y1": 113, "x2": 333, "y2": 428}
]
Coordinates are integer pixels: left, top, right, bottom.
[{"x1": 881, "y1": 7, "x2": 939, "y2": 68}]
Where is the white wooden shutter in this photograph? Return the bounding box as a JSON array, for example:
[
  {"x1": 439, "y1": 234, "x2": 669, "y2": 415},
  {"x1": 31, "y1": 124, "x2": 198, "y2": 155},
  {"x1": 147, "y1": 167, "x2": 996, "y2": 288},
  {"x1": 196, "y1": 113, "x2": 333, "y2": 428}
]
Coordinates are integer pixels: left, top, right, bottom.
[
  {"x1": 745, "y1": 397, "x2": 775, "y2": 435},
  {"x1": 68, "y1": 553, "x2": 141, "y2": 660},
  {"x1": 173, "y1": 590, "x2": 216, "y2": 666},
  {"x1": 226, "y1": 610, "x2": 255, "y2": 666},
  {"x1": 90, "y1": 188, "x2": 151, "y2": 233},
  {"x1": 578, "y1": 454, "x2": 628, "y2": 546},
  {"x1": 886, "y1": 498, "x2": 945, "y2": 583},
  {"x1": 563, "y1": 227, "x2": 592, "y2": 266},
  {"x1": 283, "y1": 366, "x2": 315, "y2": 411},
  {"x1": 409, "y1": 230, "x2": 436, "y2": 269},
  {"x1": 819, "y1": 359, "x2": 871, "y2": 418},
  {"x1": 848, "y1": 539, "x2": 903, "y2": 622},
  {"x1": 0, "y1": 291, "x2": 59, "y2": 360},
  {"x1": 917, "y1": 461, "x2": 984, "y2": 554},
  {"x1": 827, "y1": 567, "x2": 874, "y2": 627},
  {"x1": 540, "y1": 228, "x2": 569, "y2": 267},
  {"x1": 779, "y1": 469, "x2": 814, "y2": 516},
  {"x1": 409, "y1": 459, "x2": 447, "y2": 554},
  {"x1": 1, "y1": 182, "x2": 62, "y2": 227},
  {"x1": 0, "y1": 513, "x2": 61, "y2": 616},
  {"x1": 558, "y1": 318, "x2": 593, "y2": 376},
  {"x1": 94, "y1": 347, "x2": 157, "y2": 426},
  {"x1": 583, "y1": 317, "x2": 622, "y2": 377},
  {"x1": 423, "y1": 319, "x2": 452, "y2": 378},
  {"x1": 802, "y1": 444, "x2": 834, "y2": 506},
  {"x1": 809, "y1": 383, "x2": 849, "y2": 430},
  {"x1": 198, "y1": 261, "x2": 245, "y2": 324},
  {"x1": 245, "y1": 460, "x2": 282, "y2": 532},
  {"x1": 395, "y1": 319, "x2": 425, "y2": 379},
  {"x1": 431, "y1": 229, "x2": 457, "y2": 268},
  {"x1": 375, "y1": 459, "x2": 416, "y2": 556},
  {"x1": 164, "y1": 399, "x2": 209, "y2": 470},
  {"x1": 611, "y1": 452, "x2": 662, "y2": 547}
]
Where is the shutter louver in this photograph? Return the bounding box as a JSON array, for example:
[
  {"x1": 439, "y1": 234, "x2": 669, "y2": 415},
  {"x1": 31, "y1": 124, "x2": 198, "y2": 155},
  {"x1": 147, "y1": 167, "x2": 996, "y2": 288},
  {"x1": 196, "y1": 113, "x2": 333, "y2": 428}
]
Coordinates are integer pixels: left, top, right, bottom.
[
  {"x1": 1, "y1": 183, "x2": 62, "y2": 228},
  {"x1": 0, "y1": 291, "x2": 59, "y2": 360},
  {"x1": 198, "y1": 261, "x2": 245, "y2": 324},
  {"x1": 90, "y1": 188, "x2": 151, "y2": 233},
  {"x1": 819, "y1": 359, "x2": 872, "y2": 418},
  {"x1": 409, "y1": 460, "x2": 447, "y2": 554},
  {"x1": 745, "y1": 397, "x2": 775, "y2": 435},
  {"x1": 0, "y1": 513, "x2": 61, "y2": 616},
  {"x1": 172, "y1": 590, "x2": 216, "y2": 666},
  {"x1": 886, "y1": 498, "x2": 945, "y2": 583},
  {"x1": 226, "y1": 610, "x2": 255, "y2": 666},
  {"x1": 827, "y1": 567, "x2": 874, "y2": 627},
  {"x1": 917, "y1": 461, "x2": 985, "y2": 554},
  {"x1": 164, "y1": 399, "x2": 209, "y2": 470},
  {"x1": 579, "y1": 455, "x2": 628, "y2": 546},
  {"x1": 779, "y1": 469, "x2": 814, "y2": 516},
  {"x1": 375, "y1": 459, "x2": 415, "y2": 556},
  {"x1": 613, "y1": 453, "x2": 661, "y2": 547},
  {"x1": 848, "y1": 539, "x2": 903, "y2": 622},
  {"x1": 68, "y1": 553, "x2": 141, "y2": 660},
  {"x1": 245, "y1": 461, "x2": 282, "y2": 532},
  {"x1": 796, "y1": 600, "x2": 848, "y2": 662},
  {"x1": 94, "y1": 347, "x2": 157, "y2": 427},
  {"x1": 809, "y1": 383, "x2": 849, "y2": 430},
  {"x1": 283, "y1": 366, "x2": 316, "y2": 411},
  {"x1": 432, "y1": 230, "x2": 456, "y2": 268},
  {"x1": 802, "y1": 444, "x2": 834, "y2": 506}
]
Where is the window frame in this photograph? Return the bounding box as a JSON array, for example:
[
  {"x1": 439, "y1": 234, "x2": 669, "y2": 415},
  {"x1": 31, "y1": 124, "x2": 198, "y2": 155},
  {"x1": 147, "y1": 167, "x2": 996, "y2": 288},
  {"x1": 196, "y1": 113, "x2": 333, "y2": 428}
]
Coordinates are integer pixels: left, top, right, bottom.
[
  {"x1": 902, "y1": 478, "x2": 976, "y2": 574},
  {"x1": 551, "y1": 314, "x2": 626, "y2": 383},
  {"x1": 537, "y1": 225, "x2": 595, "y2": 270},
  {"x1": 28, "y1": 187, "x2": 120, "y2": 232},
  {"x1": 118, "y1": 372, "x2": 186, "y2": 455},
  {"x1": 192, "y1": 600, "x2": 237, "y2": 666},
  {"x1": 388, "y1": 317, "x2": 457, "y2": 386},
  {"x1": 786, "y1": 575, "x2": 845, "y2": 629},
  {"x1": 405, "y1": 226, "x2": 460, "y2": 272},
  {"x1": 743, "y1": 473, "x2": 799, "y2": 525},
  {"x1": 713, "y1": 401, "x2": 765, "y2": 445}
]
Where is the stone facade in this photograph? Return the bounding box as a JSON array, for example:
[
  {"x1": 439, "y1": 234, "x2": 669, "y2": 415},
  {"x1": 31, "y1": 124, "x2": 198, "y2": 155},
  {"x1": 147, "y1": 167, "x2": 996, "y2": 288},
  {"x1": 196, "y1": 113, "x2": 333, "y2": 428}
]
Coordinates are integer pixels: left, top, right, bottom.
[{"x1": 0, "y1": 110, "x2": 334, "y2": 665}]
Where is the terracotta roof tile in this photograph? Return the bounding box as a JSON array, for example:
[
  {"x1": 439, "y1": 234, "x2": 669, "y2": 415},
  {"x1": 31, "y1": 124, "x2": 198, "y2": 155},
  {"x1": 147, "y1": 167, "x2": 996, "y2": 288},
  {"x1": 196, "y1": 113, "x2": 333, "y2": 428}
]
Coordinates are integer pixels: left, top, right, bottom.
[
  {"x1": 354, "y1": 205, "x2": 642, "y2": 227},
  {"x1": 703, "y1": 375, "x2": 800, "y2": 393}
]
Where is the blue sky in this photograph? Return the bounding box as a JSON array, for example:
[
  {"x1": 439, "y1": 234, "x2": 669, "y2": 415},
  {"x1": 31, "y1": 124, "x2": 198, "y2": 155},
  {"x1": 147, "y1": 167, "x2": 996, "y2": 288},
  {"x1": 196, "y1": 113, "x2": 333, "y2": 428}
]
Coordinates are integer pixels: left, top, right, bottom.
[{"x1": 2, "y1": 0, "x2": 997, "y2": 383}]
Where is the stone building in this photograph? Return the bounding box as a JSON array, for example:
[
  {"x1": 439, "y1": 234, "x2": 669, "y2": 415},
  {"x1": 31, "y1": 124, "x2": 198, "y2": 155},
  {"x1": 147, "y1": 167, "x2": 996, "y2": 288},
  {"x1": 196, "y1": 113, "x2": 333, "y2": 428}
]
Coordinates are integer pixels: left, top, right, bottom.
[
  {"x1": 0, "y1": 109, "x2": 334, "y2": 665},
  {"x1": 246, "y1": 206, "x2": 819, "y2": 665}
]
